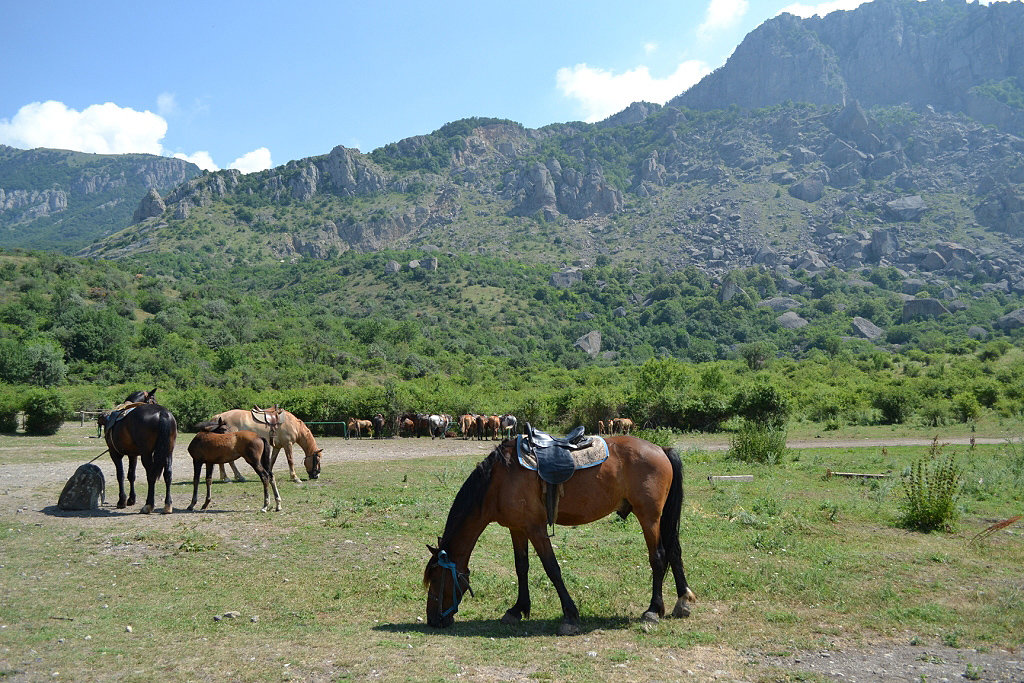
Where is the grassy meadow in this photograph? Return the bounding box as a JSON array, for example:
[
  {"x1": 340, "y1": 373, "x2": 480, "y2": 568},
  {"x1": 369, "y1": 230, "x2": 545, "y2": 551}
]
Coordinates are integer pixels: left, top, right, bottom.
[{"x1": 0, "y1": 425, "x2": 1022, "y2": 681}]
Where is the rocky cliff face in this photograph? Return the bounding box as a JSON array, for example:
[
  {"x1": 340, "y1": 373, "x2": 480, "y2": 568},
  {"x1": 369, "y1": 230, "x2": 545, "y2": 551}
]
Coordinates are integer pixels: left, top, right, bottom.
[
  {"x1": 0, "y1": 145, "x2": 199, "y2": 251},
  {"x1": 673, "y1": 0, "x2": 1024, "y2": 134}
]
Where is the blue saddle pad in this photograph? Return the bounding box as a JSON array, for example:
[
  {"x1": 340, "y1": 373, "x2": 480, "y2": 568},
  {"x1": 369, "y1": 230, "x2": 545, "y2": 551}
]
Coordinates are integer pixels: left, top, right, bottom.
[{"x1": 516, "y1": 434, "x2": 609, "y2": 484}]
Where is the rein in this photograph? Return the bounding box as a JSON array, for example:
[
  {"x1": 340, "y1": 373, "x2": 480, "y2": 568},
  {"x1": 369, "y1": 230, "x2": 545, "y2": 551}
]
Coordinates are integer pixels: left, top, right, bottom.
[
  {"x1": 87, "y1": 448, "x2": 110, "y2": 464},
  {"x1": 436, "y1": 550, "x2": 473, "y2": 618}
]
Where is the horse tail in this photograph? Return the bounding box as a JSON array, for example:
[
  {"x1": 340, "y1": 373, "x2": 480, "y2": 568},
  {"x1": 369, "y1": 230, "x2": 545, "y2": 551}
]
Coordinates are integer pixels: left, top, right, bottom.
[
  {"x1": 659, "y1": 447, "x2": 683, "y2": 564},
  {"x1": 153, "y1": 409, "x2": 176, "y2": 476}
]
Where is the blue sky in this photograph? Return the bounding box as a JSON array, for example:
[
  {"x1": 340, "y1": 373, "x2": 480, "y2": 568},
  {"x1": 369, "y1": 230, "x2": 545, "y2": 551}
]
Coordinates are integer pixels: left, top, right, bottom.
[{"x1": 1, "y1": 0, "x2": 888, "y2": 172}]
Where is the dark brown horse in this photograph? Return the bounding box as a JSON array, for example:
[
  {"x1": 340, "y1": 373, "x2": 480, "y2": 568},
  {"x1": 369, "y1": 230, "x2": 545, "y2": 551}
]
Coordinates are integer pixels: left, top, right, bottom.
[
  {"x1": 186, "y1": 420, "x2": 281, "y2": 512},
  {"x1": 423, "y1": 435, "x2": 694, "y2": 634},
  {"x1": 100, "y1": 402, "x2": 177, "y2": 514}
]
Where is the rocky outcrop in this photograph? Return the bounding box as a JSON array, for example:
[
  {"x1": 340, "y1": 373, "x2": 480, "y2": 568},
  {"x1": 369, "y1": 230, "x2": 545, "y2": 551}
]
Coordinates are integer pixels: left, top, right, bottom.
[
  {"x1": 902, "y1": 298, "x2": 950, "y2": 323},
  {"x1": 132, "y1": 188, "x2": 165, "y2": 223},
  {"x1": 776, "y1": 311, "x2": 808, "y2": 329},
  {"x1": 575, "y1": 330, "x2": 602, "y2": 356},
  {"x1": 671, "y1": 0, "x2": 1024, "y2": 136},
  {"x1": 509, "y1": 161, "x2": 623, "y2": 219},
  {"x1": 851, "y1": 316, "x2": 884, "y2": 340}
]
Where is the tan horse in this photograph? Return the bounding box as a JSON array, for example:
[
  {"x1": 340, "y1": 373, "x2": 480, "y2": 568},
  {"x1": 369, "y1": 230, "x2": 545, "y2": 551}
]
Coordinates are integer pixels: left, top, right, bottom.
[
  {"x1": 347, "y1": 417, "x2": 373, "y2": 439},
  {"x1": 210, "y1": 409, "x2": 322, "y2": 483}
]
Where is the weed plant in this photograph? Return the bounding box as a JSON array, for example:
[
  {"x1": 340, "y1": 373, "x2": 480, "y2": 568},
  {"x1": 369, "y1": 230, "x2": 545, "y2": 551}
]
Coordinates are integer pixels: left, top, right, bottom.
[
  {"x1": 727, "y1": 419, "x2": 788, "y2": 464},
  {"x1": 898, "y1": 440, "x2": 964, "y2": 532}
]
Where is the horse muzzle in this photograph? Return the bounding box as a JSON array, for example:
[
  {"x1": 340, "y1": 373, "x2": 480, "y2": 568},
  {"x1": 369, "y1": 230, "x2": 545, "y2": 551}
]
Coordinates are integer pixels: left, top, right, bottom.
[{"x1": 427, "y1": 613, "x2": 454, "y2": 629}]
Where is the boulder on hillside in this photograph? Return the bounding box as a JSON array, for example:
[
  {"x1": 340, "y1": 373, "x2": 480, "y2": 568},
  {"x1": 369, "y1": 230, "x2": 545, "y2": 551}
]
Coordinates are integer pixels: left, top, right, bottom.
[
  {"x1": 885, "y1": 195, "x2": 927, "y2": 221},
  {"x1": 996, "y1": 307, "x2": 1024, "y2": 331},
  {"x1": 851, "y1": 316, "x2": 884, "y2": 340},
  {"x1": 574, "y1": 330, "x2": 602, "y2": 356},
  {"x1": 968, "y1": 325, "x2": 989, "y2": 340},
  {"x1": 57, "y1": 463, "x2": 105, "y2": 511},
  {"x1": 788, "y1": 177, "x2": 824, "y2": 202},
  {"x1": 902, "y1": 298, "x2": 950, "y2": 323},
  {"x1": 759, "y1": 296, "x2": 801, "y2": 312},
  {"x1": 867, "y1": 229, "x2": 898, "y2": 262},
  {"x1": 384, "y1": 260, "x2": 401, "y2": 275},
  {"x1": 550, "y1": 268, "x2": 583, "y2": 288},
  {"x1": 776, "y1": 311, "x2": 808, "y2": 329}
]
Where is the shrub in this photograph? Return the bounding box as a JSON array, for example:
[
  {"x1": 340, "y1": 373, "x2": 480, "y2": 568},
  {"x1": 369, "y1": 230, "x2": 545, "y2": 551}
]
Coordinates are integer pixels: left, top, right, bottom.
[
  {"x1": 951, "y1": 392, "x2": 981, "y2": 423},
  {"x1": 164, "y1": 387, "x2": 220, "y2": 431},
  {"x1": 633, "y1": 427, "x2": 677, "y2": 451},
  {"x1": 726, "y1": 419, "x2": 788, "y2": 464},
  {"x1": 24, "y1": 389, "x2": 68, "y2": 435},
  {"x1": 898, "y1": 441, "x2": 963, "y2": 532},
  {"x1": 731, "y1": 383, "x2": 791, "y2": 428},
  {"x1": 0, "y1": 388, "x2": 21, "y2": 433},
  {"x1": 873, "y1": 385, "x2": 919, "y2": 424}
]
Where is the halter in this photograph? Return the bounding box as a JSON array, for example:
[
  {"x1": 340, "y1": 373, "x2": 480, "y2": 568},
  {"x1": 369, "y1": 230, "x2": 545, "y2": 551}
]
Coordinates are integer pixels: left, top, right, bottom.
[{"x1": 436, "y1": 550, "x2": 472, "y2": 618}]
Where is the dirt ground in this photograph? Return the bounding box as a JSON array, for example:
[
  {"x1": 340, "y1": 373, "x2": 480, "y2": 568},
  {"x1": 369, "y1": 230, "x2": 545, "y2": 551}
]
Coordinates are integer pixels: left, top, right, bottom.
[{"x1": 3, "y1": 431, "x2": 1022, "y2": 682}]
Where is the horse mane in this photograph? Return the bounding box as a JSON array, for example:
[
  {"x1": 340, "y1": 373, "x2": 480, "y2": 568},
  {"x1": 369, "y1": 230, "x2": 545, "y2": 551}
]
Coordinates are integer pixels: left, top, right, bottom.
[{"x1": 439, "y1": 446, "x2": 510, "y2": 550}]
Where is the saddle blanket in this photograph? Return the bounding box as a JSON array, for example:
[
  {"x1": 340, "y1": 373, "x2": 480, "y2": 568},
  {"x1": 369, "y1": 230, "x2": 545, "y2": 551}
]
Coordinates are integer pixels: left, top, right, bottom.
[{"x1": 516, "y1": 435, "x2": 609, "y2": 472}]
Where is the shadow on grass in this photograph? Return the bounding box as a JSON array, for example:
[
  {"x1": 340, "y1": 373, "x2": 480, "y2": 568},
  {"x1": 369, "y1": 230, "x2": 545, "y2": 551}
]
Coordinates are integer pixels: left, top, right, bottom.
[
  {"x1": 374, "y1": 616, "x2": 633, "y2": 638},
  {"x1": 39, "y1": 504, "x2": 237, "y2": 517}
]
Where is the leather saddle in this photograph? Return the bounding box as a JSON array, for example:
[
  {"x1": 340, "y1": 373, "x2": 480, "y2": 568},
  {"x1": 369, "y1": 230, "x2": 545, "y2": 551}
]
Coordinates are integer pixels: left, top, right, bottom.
[
  {"x1": 251, "y1": 405, "x2": 283, "y2": 427},
  {"x1": 518, "y1": 423, "x2": 596, "y2": 536},
  {"x1": 100, "y1": 402, "x2": 145, "y2": 434}
]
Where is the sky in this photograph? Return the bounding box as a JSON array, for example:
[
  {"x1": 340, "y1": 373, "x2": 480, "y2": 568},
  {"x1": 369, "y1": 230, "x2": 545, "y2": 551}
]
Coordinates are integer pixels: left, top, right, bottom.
[{"x1": 0, "y1": 0, "x2": 904, "y2": 174}]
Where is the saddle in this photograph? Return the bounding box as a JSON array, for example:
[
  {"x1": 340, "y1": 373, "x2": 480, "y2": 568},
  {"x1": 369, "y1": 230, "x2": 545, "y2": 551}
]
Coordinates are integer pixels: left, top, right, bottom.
[
  {"x1": 517, "y1": 423, "x2": 608, "y2": 536},
  {"x1": 251, "y1": 405, "x2": 283, "y2": 428},
  {"x1": 101, "y1": 402, "x2": 146, "y2": 435}
]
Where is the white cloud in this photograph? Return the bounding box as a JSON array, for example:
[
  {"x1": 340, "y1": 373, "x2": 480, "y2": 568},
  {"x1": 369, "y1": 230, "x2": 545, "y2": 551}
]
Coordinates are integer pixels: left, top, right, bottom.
[
  {"x1": 173, "y1": 150, "x2": 219, "y2": 171},
  {"x1": 156, "y1": 92, "x2": 178, "y2": 117},
  {"x1": 644, "y1": 42, "x2": 659, "y2": 55},
  {"x1": 777, "y1": 0, "x2": 867, "y2": 18},
  {"x1": 556, "y1": 61, "x2": 711, "y2": 123},
  {"x1": 229, "y1": 147, "x2": 272, "y2": 174},
  {"x1": 699, "y1": 0, "x2": 749, "y2": 35},
  {"x1": 0, "y1": 100, "x2": 167, "y2": 155}
]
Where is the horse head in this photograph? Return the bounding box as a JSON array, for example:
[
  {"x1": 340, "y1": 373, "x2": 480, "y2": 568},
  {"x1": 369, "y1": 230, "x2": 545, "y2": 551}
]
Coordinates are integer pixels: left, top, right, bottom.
[
  {"x1": 423, "y1": 541, "x2": 471, "y2": 629},
  {"x1": 303, "y1": 448, "x2": 322, "y2": 480}
]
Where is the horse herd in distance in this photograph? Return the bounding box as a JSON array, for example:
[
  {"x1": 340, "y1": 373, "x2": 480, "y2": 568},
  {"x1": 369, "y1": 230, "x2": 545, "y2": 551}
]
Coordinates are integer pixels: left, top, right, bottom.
[{"x1": 345, "y1": 413, "x2": 635, "y2": 440}]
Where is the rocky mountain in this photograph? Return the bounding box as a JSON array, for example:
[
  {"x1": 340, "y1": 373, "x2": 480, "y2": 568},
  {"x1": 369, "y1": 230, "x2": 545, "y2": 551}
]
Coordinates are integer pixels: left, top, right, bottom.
[
  {"x1": 0, "y1": 145, "x2": 200, "y2": 252},
  {"x1": 673, "y1": 0, "x2": 1024, "y2": 134}
]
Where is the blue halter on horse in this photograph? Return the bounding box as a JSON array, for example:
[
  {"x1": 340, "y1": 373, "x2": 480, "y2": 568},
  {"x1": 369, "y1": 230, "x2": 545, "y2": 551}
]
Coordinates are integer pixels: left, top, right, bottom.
[{"x1": 436, "y1": 550, "x2": 472, "y2": 618}]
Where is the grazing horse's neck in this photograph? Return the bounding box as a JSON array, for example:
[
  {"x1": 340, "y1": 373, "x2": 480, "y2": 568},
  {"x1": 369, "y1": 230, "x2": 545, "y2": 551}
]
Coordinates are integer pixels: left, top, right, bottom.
[
  {"x1": 295, "y1": 427, "x2": 317, "y2": 455},
  {"x1": 439, "y1": 452, "x2": 501, "y2": 569}
]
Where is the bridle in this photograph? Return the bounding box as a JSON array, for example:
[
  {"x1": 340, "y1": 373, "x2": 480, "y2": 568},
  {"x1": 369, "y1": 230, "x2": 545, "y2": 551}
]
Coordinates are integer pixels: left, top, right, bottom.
[{"x1": 433, "y1": 550, "x2": 473, "y2": 618}]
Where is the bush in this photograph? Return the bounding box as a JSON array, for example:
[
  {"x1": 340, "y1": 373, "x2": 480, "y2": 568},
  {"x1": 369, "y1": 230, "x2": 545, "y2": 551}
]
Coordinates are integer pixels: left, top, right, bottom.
[
  {"x1": 951, "y1": 392, "x2": 982, "y2": 423},
  {"x1": 726, "y1": 419, "x2": 788, "y2": 464},
  {"x1": 0, "y1": 388, "x2": 21, "y2": 433},
  {"x1": 731, "y1": 383, "x2": 791, "y2": 428},
  {"x1": 897, "y1": 441, "x2": 963, "y2": 532},
  {"x1": 164, "y1": 387, "x2": 220, "y2": 431},
  {"x1": 23, "y1": 389, "x2": 68, "y2": 435},
  {"x1": 632, "y1": 427, "x2": 677, "y2": 451},
  {"x1": 873, "y1": 385, "x2": 919, "y2": 424}
]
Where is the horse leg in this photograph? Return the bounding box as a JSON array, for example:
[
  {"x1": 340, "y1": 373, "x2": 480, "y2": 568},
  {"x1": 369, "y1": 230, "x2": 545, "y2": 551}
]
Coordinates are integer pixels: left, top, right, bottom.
[
  {"x1": 218, "y1": 463, "x2": 231, "y2": 483},
  {"x1": 126, "y1": 455, "x2": 138, "y2": 507},
  {"x1": 527, "y1": 530, "x2": 580, "y2": 635},
  {"x1": 229, "y1": 461, "x2": 245, "y2": 482},
  {"x1": 201, "y1": 463, "x2": 214, "y2": 510},
  {"x1": 285, "y1": 445, "x2": 301, "y2": 483},
  {"x1": 140, "y1": 455, "x2": 156, "y2": 514},
  {"x1": 111, "y1": 454, "x2": 128, "y2": 508},
  {"x1": 187, "y1": 459, "x2": 203, "y2": 511},
  {"x1": 636, "y1": 511, "x2": 668, "y2": 623},
  {"x1": 161, "y1": 454, "x2": 173, "y2": 514},
  {"x1": 500, "y1": 529, "x2": 531, "y2": 624}
]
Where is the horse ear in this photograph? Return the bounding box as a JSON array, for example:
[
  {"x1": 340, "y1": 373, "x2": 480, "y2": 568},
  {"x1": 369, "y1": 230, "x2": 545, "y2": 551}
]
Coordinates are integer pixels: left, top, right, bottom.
[{"x1": 426, "y1": 544, "x2": 438, "y2": 555}]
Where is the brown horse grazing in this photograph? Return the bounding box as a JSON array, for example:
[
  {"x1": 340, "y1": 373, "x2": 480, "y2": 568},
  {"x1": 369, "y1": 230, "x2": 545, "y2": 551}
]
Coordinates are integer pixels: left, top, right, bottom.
[
  {"x1": 186, "y1": 421, "x2": 281, "y2": 512},
  {"x1": 209, "y1": 409, "x2": 322, "y2": 483},
  {"x1": 423, "y1": 435, "x2": 695, "y2": 635},
  {"x1": 100, "y1": 403, "x2": 177, "y2": 514}
]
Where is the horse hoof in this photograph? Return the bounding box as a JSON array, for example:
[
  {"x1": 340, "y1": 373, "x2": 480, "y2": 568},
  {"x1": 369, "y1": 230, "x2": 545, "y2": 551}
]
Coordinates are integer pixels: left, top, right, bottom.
[
  {"x1": 187, "y1": 504, "x2": 196, "y2": 511},
  {"x1": 140, "y1": 505, "x2": 152, "y2": 514},
  {"x1": 500, "y1": 610, "x2": 522, "y2": 625},
  {"x1": 117, "y1": 501, "x2": 127, "y2": 509},
  {"x1": 275, "y1": 505, "x2": 282, "y2": 512},
  {"x1": 162, "y1": 505, "x2": 172, "y2": 514},
  {"x1": 671, "y1": 600, "x2": 691, "y2": 618},
  {"x1": 557, "y1": 621, "x2": 580, "y2": 636},
  {"x1": 641, "y1": 611, "x2": 660, "y2": 624}
]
